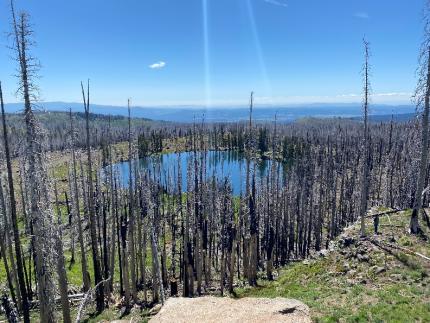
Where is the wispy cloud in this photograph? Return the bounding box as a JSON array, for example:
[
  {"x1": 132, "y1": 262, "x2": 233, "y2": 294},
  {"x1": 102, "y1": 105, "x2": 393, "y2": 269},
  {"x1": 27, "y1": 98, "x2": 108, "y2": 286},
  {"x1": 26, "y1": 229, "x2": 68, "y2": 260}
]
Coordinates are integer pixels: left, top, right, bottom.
[
  {"x1": 149, "y1": 61, "x2": 166, "y2": 69},
  {"x1": 376, "y1": 92, "x2": 412, "y2": 97},
  {"x1": 354, "y1": 12, "x2": 369, "y2": 19},
  {"x1": 264, "y1": 0, "x2": 288, "y2": 8},
  {"x1": 97, "y1": 92, "x2": 413, "y2": 108},
  {"x1": 334, "y1": 92, "x2": 412, "y2": 103}
]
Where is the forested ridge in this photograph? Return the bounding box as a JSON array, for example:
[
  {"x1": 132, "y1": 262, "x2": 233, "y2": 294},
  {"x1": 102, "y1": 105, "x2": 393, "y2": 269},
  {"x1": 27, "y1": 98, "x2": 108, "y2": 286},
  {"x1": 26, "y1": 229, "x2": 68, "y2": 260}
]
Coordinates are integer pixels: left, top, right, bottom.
[
  {"x1": 1, "y1": 1, "x2": 430, "y2": 322},
  {"x1": 0, "y1": 111, "x2": 154, "y2": 154}
]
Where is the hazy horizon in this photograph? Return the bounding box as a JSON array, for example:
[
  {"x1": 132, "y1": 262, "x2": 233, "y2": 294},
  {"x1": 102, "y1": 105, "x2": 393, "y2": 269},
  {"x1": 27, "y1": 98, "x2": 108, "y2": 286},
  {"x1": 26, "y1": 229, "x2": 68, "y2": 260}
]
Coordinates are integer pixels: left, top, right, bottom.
[
  {"x1": 2, "y1": 99, "x2": 416, "y2": 110},
  {"x1": 3, "y1": 100, "x2": 416, "y2": 123}
]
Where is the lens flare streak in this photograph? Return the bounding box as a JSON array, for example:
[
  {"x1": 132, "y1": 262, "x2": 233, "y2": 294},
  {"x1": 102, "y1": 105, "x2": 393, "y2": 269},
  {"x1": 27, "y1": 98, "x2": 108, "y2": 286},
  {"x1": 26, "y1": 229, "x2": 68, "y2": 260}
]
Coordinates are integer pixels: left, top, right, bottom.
[
  {"x1": 202, "y1": 0, "x2": 211, "y2": 109},
  {"x1": 245, "y1": 0, "x2": 273, "y2": 103}
]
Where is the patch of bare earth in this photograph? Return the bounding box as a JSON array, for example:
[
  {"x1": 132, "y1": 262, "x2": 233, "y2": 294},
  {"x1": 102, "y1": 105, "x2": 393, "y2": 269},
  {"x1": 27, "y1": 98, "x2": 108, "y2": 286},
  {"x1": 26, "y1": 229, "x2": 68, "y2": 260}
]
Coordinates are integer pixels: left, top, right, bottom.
[{"x1": 149, "y1": 296, "x2": 311, "y2": 323}]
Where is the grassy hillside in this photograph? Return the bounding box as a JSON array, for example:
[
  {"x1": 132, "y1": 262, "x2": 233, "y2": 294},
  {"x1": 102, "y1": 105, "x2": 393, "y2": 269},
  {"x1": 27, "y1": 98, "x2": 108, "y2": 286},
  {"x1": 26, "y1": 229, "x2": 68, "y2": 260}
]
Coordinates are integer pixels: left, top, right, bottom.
[{"x1": 237, "y1": 209, "x2": 430, "y2": 322}]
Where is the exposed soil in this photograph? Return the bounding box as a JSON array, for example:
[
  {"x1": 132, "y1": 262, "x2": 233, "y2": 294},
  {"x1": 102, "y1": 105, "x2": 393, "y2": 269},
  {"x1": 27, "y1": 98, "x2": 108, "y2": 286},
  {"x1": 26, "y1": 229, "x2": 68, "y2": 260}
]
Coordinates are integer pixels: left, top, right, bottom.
[{"x1": 149, "y1": 296, "x2": 311, "y2": 323}]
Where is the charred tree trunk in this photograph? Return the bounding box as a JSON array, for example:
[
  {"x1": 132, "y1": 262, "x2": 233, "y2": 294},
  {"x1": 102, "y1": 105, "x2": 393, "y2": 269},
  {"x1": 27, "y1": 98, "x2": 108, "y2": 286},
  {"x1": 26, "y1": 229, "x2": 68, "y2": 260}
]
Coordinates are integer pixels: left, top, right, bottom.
[
  {"x1": 12, "y1": 8, "x2": 57, "y2": 322},
  {"x1": 0, "y1": 79, "x2": 29, "y2": 322},
  {"x1": 411, "y1": 48, "x2": 430, "y2": 233},
  {"x1": 82, "y1": 81, "x2": 105, "y2": 311},
  {"x1": 360, "y1": 38, "x2": 371, "y2": 237},
  {"x1": 69, "y1": 109, "x2": 91, "y2": 291}
]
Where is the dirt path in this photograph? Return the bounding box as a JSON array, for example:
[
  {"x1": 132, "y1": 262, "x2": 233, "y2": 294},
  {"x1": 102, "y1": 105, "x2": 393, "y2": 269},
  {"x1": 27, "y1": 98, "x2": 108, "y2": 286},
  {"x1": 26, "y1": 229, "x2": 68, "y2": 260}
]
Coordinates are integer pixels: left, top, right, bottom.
[{"x1": 149, "y1": 296, "x2": 311, "y2": 323}]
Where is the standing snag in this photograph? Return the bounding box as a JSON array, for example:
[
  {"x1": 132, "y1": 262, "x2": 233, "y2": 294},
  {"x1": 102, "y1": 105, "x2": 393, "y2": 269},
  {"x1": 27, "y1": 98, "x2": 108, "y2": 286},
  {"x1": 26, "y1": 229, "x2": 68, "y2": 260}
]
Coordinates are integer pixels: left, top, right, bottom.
[
  {"x1": 360, "y1": 38, "x2": 371, "y2": 237},
  {"x1": 10, "y1": 4, "x2": 58, "y2": 322},
  {"x1": 411, "y1": 2, "x2": 430, "y2": 234},
  {"x1": 82, "y1": 80, "x2": 105, "y2": 311},
  {"x1": 1, "y1": 81, "x2": 29, "y2": 322}
]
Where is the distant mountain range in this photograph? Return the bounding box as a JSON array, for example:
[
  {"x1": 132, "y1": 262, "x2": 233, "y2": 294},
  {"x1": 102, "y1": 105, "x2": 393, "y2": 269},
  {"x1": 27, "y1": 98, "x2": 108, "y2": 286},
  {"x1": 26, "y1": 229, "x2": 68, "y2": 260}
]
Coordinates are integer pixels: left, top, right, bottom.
[{"x1": 4, "y1": 101, "x2": 416, "y2": 123}]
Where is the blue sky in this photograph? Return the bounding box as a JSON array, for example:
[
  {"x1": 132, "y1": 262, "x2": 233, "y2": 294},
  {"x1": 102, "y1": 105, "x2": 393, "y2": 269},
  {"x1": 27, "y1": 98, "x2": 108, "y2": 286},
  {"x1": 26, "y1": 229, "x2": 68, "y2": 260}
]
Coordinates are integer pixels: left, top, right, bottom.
[{"x1": 0, "y1": 0, "x2": 424, "y2": 107}]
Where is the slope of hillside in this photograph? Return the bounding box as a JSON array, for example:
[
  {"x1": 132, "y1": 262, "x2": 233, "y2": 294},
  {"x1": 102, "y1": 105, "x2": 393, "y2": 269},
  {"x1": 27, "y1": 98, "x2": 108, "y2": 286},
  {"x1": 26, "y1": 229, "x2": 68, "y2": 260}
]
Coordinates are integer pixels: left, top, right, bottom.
[
  {"x1": 237, "y1": 209, "x2": 430, "y2": 322},
  {"x1": 1, "y1": 110, "x2": 156, "y2": 154}
]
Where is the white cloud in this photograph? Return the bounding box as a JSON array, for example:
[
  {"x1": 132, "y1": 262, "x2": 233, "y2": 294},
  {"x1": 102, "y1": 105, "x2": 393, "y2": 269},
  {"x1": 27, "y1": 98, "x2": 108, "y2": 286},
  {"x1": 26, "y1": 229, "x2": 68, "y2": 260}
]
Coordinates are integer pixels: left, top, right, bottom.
[
  {"x1": 354, "y1": 12, "x2": 369, "y2": 19},
  {"x1": 336, "y1": 93, "x2": 360, "y2": 98},
  {"x1": 149, "y1": 61, "x2": 166, "y2": 69},
  {"x1": 108, "y1": 93, "x2": 411, "y2": 108},
  {"x1": 376, "y1": 92, "x2": 412, "y2": 97},
  {"x1": 264, "y1": 0, "x2": 288, "y2": 8}
]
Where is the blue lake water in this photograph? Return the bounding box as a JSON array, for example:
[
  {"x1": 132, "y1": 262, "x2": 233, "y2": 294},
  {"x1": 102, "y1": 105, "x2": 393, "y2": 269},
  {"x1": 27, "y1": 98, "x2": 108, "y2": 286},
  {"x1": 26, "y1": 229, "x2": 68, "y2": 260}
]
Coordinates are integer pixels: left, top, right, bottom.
[{"x1": 108, "y1": 150, "x2": 282, "y2": 195}]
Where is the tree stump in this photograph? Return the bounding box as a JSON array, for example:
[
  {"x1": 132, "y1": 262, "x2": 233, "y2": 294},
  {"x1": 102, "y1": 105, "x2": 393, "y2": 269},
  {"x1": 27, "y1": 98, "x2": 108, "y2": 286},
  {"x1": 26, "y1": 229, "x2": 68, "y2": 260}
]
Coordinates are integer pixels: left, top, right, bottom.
[{"x1": 170, "y1": 278, "x2": 178, "y2": 296}]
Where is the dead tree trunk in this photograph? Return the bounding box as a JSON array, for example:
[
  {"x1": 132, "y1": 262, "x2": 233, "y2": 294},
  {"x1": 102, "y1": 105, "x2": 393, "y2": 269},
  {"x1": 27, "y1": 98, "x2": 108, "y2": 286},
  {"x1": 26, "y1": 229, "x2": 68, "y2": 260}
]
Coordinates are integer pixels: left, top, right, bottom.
[
  {"x1": 127, "y1": 101, "x2": 138, "y2": 302},
  {"x1": 82, "y1": 80, "x2": 105, "y2": 311},
  {"x1": 411, "y1": 47, "x2": 430, "y2": 233},
  {"x1": 12, "y1": 7, "x2": 57, "y2": 322},
  {"x1": 360, "y1": 38, "x2": 371, "y2": 237},
  {"x1": 54, "y1": 183, "x2": 72, "y2": 323},
  {"x1": 69, "y1": 109, "x2": 91, "y2": 291},
  {"x1": 0, "y1": 79, "x2": 29, "y2": 322},
  {"x1": 0, "y1": 176, "x2": 18, "y2": 307}
]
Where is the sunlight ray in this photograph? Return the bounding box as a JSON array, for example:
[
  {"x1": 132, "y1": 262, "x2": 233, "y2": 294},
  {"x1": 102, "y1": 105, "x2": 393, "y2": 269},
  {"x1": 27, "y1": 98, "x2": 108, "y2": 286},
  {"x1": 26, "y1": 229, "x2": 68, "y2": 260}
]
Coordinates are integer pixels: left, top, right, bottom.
[
  {"x1": 202, "y1": 0, "x2": 212, "y2": 109},
  {"x1": 245, "y1": 0, "x2": 273, "y2": 104}
]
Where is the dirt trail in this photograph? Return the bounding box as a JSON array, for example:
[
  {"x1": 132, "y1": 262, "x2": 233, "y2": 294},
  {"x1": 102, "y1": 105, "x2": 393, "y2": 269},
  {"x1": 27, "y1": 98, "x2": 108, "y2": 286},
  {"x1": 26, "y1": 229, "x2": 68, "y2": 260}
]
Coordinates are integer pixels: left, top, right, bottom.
[{"x1": 149, "y1": 296, "x2": 311, "y2": 323}]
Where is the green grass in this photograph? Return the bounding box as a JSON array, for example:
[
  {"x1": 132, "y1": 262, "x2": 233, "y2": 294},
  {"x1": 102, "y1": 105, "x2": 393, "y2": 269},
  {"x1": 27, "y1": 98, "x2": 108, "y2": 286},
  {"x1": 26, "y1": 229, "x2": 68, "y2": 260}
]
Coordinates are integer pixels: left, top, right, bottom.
[
  {"x1": 236, "y1": 211, "x2": 430, "y2": 322},
  {"x1": 237, "y1": 260, "x2": 430, "y2": 322},
  {"x1": 24, "y1": 302, "x2": 150, "y2": 323},
  {"x1": 77, "y1": 307, "x2": 150, "y2": 323}
]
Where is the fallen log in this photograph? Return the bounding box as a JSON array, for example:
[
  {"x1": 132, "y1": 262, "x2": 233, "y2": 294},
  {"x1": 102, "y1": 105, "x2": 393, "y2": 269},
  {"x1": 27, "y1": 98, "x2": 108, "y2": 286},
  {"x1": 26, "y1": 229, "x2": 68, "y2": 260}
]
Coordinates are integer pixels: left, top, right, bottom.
[
  {"x1": 75, "y1": 276, "x2": 111, "y2": 323},
  {"x1": 364, "y1": 209, "x2": 403, "y2": 219},
  {"x1": 29, "y1": 293, "x2": 86, "y2": 308},
  {"x1": 368, "y1": 238, "x2": 430, "y2": 263}
]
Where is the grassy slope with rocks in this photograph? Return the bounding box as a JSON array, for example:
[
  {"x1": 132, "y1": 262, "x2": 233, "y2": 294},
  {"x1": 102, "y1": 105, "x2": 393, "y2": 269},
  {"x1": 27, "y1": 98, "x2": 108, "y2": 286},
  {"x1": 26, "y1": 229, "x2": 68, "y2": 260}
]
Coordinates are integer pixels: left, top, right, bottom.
[{"x1": 237, "y1": 209, "x2": 430, "y2": 322}]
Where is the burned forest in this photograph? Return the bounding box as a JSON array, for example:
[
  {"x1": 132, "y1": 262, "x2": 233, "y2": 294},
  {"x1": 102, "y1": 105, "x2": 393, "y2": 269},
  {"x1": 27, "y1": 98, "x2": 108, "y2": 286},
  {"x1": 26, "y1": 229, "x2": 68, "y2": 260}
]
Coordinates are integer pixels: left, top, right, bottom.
[{"x1": 1, "y1": 1, "x2": 430, "y2": 322}]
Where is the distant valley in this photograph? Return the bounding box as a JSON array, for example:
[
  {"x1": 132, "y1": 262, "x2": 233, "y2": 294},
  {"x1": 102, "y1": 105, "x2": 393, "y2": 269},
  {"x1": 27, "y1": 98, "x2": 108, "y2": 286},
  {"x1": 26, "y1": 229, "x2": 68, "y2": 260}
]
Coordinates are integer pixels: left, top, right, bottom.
[{"x1": 5, "y1": 102, "x2": 416, "y2": 123}]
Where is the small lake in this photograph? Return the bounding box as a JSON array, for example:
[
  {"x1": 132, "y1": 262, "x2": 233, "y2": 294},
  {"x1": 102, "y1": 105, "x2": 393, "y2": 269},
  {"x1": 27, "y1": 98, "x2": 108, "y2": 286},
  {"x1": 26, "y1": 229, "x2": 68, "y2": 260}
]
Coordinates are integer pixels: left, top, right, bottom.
[{"x1": 107, "y1": 150, "x2": 283, "y2": 195}]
